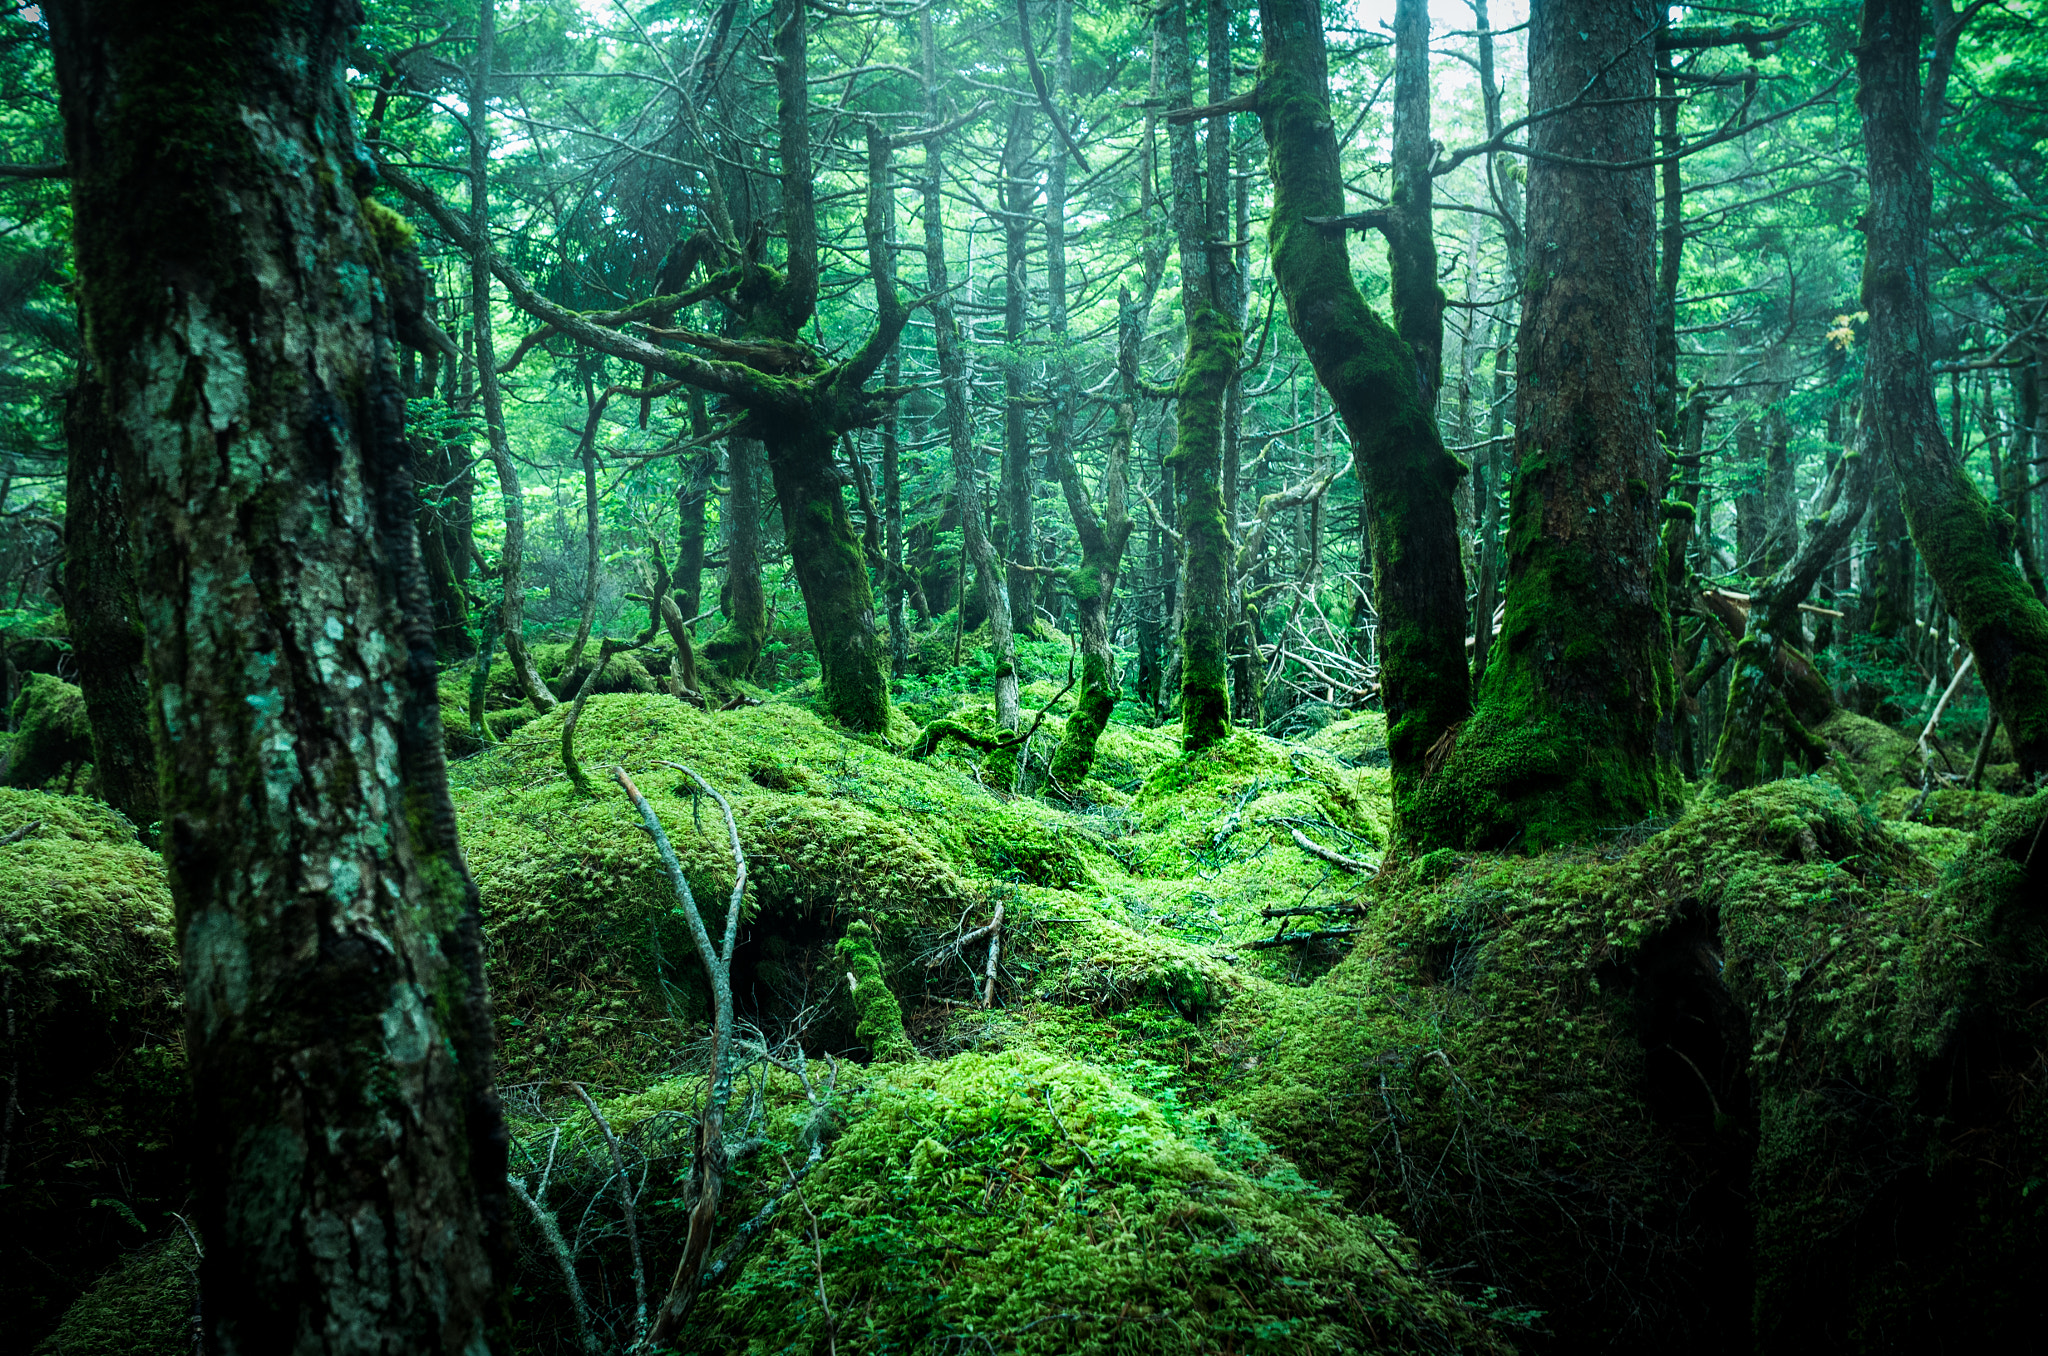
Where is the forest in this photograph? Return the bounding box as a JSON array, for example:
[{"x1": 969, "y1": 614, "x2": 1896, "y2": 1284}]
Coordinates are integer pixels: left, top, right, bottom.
[{"x1": 1, "y1": 0, "x2": 2045, "y2": 1348}]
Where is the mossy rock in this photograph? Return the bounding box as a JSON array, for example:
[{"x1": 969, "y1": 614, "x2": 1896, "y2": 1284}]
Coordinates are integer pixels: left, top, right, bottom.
[
  {"x1": 1731, "y1": 788, "x2": 2048, "y2": 1349},
  {"x1": 0, "y1": 790, "x2": 183, "y2": 1347},
  {"x1": 450, "y1": 695, "x2": 1013, "y2": 1085},
  {"x1": 1815, "y1": 708, "x2": 1919, "y2": 797},
  {"x1": 1874, "y1": 784, "x2": 2008, "y2": 831},
  {"x1": 697, "y1": 1050, "x2": 1515, "y2": 1354},
  {"x1": 1298, "y1": 710, "x2": 1390, "y2": 766},
  {"x1": 6, "y1": 673, "x2": 93, "y2": 791},
  {"x1": 34, "y1": 1232, "x2": 197, "y2": 1356}
]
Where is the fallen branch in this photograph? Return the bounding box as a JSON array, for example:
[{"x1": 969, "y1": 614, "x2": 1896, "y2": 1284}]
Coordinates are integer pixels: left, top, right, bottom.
[
  {"x1": 1246, "y1": 927, "x2": 1363, "y2": 951},
  {"x1": 1285, "y1": 825, "x2": 1376, "y2": 874},
  {"x1": 565, "y1": 1083, "x2": 648, "y2": 1350},
  {"x1": 1260, "y1": 903, "x2": 1366, "y2": 919},
  {"x1": 908, "y1": 673, "x2": 1077, "y2": 760},
  {"x1": 981, "y1": 902, "x2": 1005, "y2": 1008},
  {"x1": 619, "y1": 763, "x2": 747, "y2": 1345}
]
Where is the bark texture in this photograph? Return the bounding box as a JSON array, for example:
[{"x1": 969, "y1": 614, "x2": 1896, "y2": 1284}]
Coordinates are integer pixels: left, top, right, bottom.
[
  {"x1": 1411, "y1": 0, "x2": 1678, "y2": 849},
  {"x1": 48, "y1": 1, "x2": 507, "y2": 1350},
  {"x1": 1163, "y1": 0, "x2": 1236, "y2": 751},
  {"x1": 1856, "y1": 0, "x2": 2048, "y2": 778},
  {"x1": 62, "y1": 369, "x2": 159, "y2": 832},
  {"x1": 1254, "y1": 0, "x2": 1470, "y2": 826}
]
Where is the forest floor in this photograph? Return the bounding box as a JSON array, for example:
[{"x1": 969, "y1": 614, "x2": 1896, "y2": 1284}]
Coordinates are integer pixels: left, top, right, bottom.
[{"x1": 7, "y1": 653, "x2": 2045, "y2": 1355}]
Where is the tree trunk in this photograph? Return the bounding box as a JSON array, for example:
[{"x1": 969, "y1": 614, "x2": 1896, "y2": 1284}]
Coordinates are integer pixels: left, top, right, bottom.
[
  {"x1": 883, "y1": 344, "x2": 907, "y2": 676},
  {"x1": 704, "y1": 437, "x2": 769, "y2": 680},
  {"x1": 923, "y1": 23, "x2": 1020, "y2": 734},
  {"x1": 675, "y1": 389, "x2": 714, "y2": 623},
  {"x1": 1252, "y1": 0, "x2": 1470, "y2": 820},
  {"x1": 469, "y1": 4, "x2": 555, "y2": 714},
  {"x1": 1163, "y1": 0, "x2": 1235, "y2": 751},
  {"x1": 1386, "y1": 0, "x2": 1444, "y2": 402},
  {"x1": 1414, "y1": 0, "x2": 1677, "y2": 848},
  {"x1": 62, "y1": 370, "x2": 159, "y2": 832},
  {"x1": 999, "y1": 105, "x2": 1039, "y2": 638},
  {"x1": 564, "y1": 374, "x2": 604, "y2": 676},
  {"x1": 1713, "y1": 447, "x2": 1875, "y2": 790},
  {"x1": 1857, "y1": 0, "x2": 2048, "y2": 779},
  {"x1": 759, "y1": 425, "x2": 893, "y2": 732},
  {"x1": 48, "y1": 1, "x2": 505, "y2": 1348}
]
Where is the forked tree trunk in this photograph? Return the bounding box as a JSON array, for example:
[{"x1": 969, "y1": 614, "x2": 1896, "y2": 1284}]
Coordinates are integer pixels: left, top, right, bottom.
[
  {"x1": 1252, "y1": 0, "x2": 1470, "y2": 825},
  {"x1": 48, "y1": 1, "x2": 505, "y2": 1348},
  {"x1": 1857, "y1": 0, "x2": 2048, "y2": 778},
  {"x1": 1412, "y1": 0, "x2": 1678, "y2": 849}
]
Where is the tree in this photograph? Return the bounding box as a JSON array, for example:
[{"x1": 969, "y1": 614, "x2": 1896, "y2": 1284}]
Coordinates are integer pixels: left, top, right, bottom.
[
  {"x1": 1249, "y1": 0, "x2": 1471, "y2": 824},
  {"x1": 1413, "y1": 0, "x2": 1681, "y2": 848},
  {"x1": 1161, "y1": 0, "x2": 1238, "y2": 752},
  {"x1": 62, "y1": 369, "x2": 156, "y2": 831},
  {"x1": 1856, "y1": 0, "x2": 2048, "y2": 779},
  {"x1": 46, "y1": 0, "x2": 506, "y2": 1349}
]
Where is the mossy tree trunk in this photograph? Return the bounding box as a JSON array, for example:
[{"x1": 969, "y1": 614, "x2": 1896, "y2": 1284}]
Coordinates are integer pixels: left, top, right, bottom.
[
  {"x1": 1712, "y1": 448, "x2": 1875, "y2": 790},
  {"x1": 468, "y1": 4, "x2": 556, "y2": 715},
  {"x1": 1857, "y1": 0, "x2": 2048, "y2": 779},
  {"x1": 48, "y1": 0, "x2": 506, "y2": 1348},
  {"x1": 998, "y1": 104, "x2": 1039, "y2": 637},
  {"x1": 1411, "y1": 0, "x2": 1677, "y2": 849},
  {"x1": 1251, "y1": 0, "x2": 1470, "y2": 823},
  {"x1": 1385, "y1": 0, "x2": 1444, "y2": 403},
  {"x1": 921, "y1": 31, "x2": 1021, "y2": 734},
  {"x1": 704, "y1": 436, "x2": 769, "y2": 680},
  {"x1": 61, "y1": 369, "x2": 159, "y2": 832},
  {"x1": 674, "y1": 393, "x2": 714, "y2": 623},
  {"x1": 1049, "y1": 285, "x2": 1143, "y2": 787},
  {"x1": 1162, "y1": 0, "x2": 1236, "y2": 752},
  {"x1": 385, "y1": 0, "x2": 906, "y2": 732}
]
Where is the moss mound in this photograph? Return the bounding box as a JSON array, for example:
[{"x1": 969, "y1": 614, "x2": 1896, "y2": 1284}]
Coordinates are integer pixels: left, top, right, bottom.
[
  {"x1": 700, "y1": 1050, "x2": 1514, "y2": 1355},
  {"x1": 1730, "y1": 788, "x2": 2048, "y2": 1350},
  {"x1": 441, "y1": 642, "x2": 662, "y2": 757},
  {"x1": 34, "y1": 1232, "x2": 197, "y2": 1356},
  {"x1": 6, "y1": 673, "x2": 93, "y2": 791},
  {"x1": 1815, "y1": 708, "x2": 1919, "y2": 797},
  {"x1": 1211, "y1": 781, "x2": 1920, "y2": 1345},
  {"x1": 451, "y1": 695, "x2": 1035, "y2": 1085},
  {"x1": 0, "y1": 790, "x2": 184, "y2": 1347}
]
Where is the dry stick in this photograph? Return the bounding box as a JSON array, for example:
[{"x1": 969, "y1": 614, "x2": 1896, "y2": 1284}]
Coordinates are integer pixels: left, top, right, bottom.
[
  {"x1": 618, "y1": 764, "x2": 747, "y2": 1344},
  {"x1": 1968, "y1": 712, "x2": 2001, "y2": 790},
  {"x1": 778, "y1": 1149, "x2": 838, "y2": 1356},
  {"x1": 567, "y1": 1082, "x2": 649, "y2": 1351},
  {"x1": 506, "y1": 1175, "x2": 604, "y2": 1356},
  {"x1": 1286, "y1": 824, "x2": 1376, "y2": 873},
  {"x1": 981, "y1": 902, "x2": 1005, "y2": 1008},
  {"x1": 1908, "y1": 652, "x2": 1976, "y2": 821},
  {"x1": 563, "y1": 634, "x2": 652, "y2": 792}
]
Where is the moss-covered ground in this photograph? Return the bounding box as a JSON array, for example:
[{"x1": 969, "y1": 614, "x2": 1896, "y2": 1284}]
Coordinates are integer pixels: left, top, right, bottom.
[{"x1": 18, "y1": 643, "x2": 2047, "y2": 1355}]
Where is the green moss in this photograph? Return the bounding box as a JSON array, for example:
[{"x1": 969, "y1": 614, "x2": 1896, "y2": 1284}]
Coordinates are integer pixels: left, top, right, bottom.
[
  {"x1": 0, "y1": 791, "x2": 184, "y2": 1344},
  {"x1": 837, "y1": 919, "x2": 915, "y2": 1061},
  {"x1": 698, "y1": 1050, "x2": 1514, "y2": 1354},
  {"x1": 34, "y1": 1232, "x2": 197, "y2": 1356},
  {"x1": 1816, "y1": 708, "x2": 1919, "y2": 797},
  {"x1": 1875, "y1": 784, "x2": 2008, "y2": 831},
  {"x1": 6, "y1": 674, "x2": 94, "y2": 791}
]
